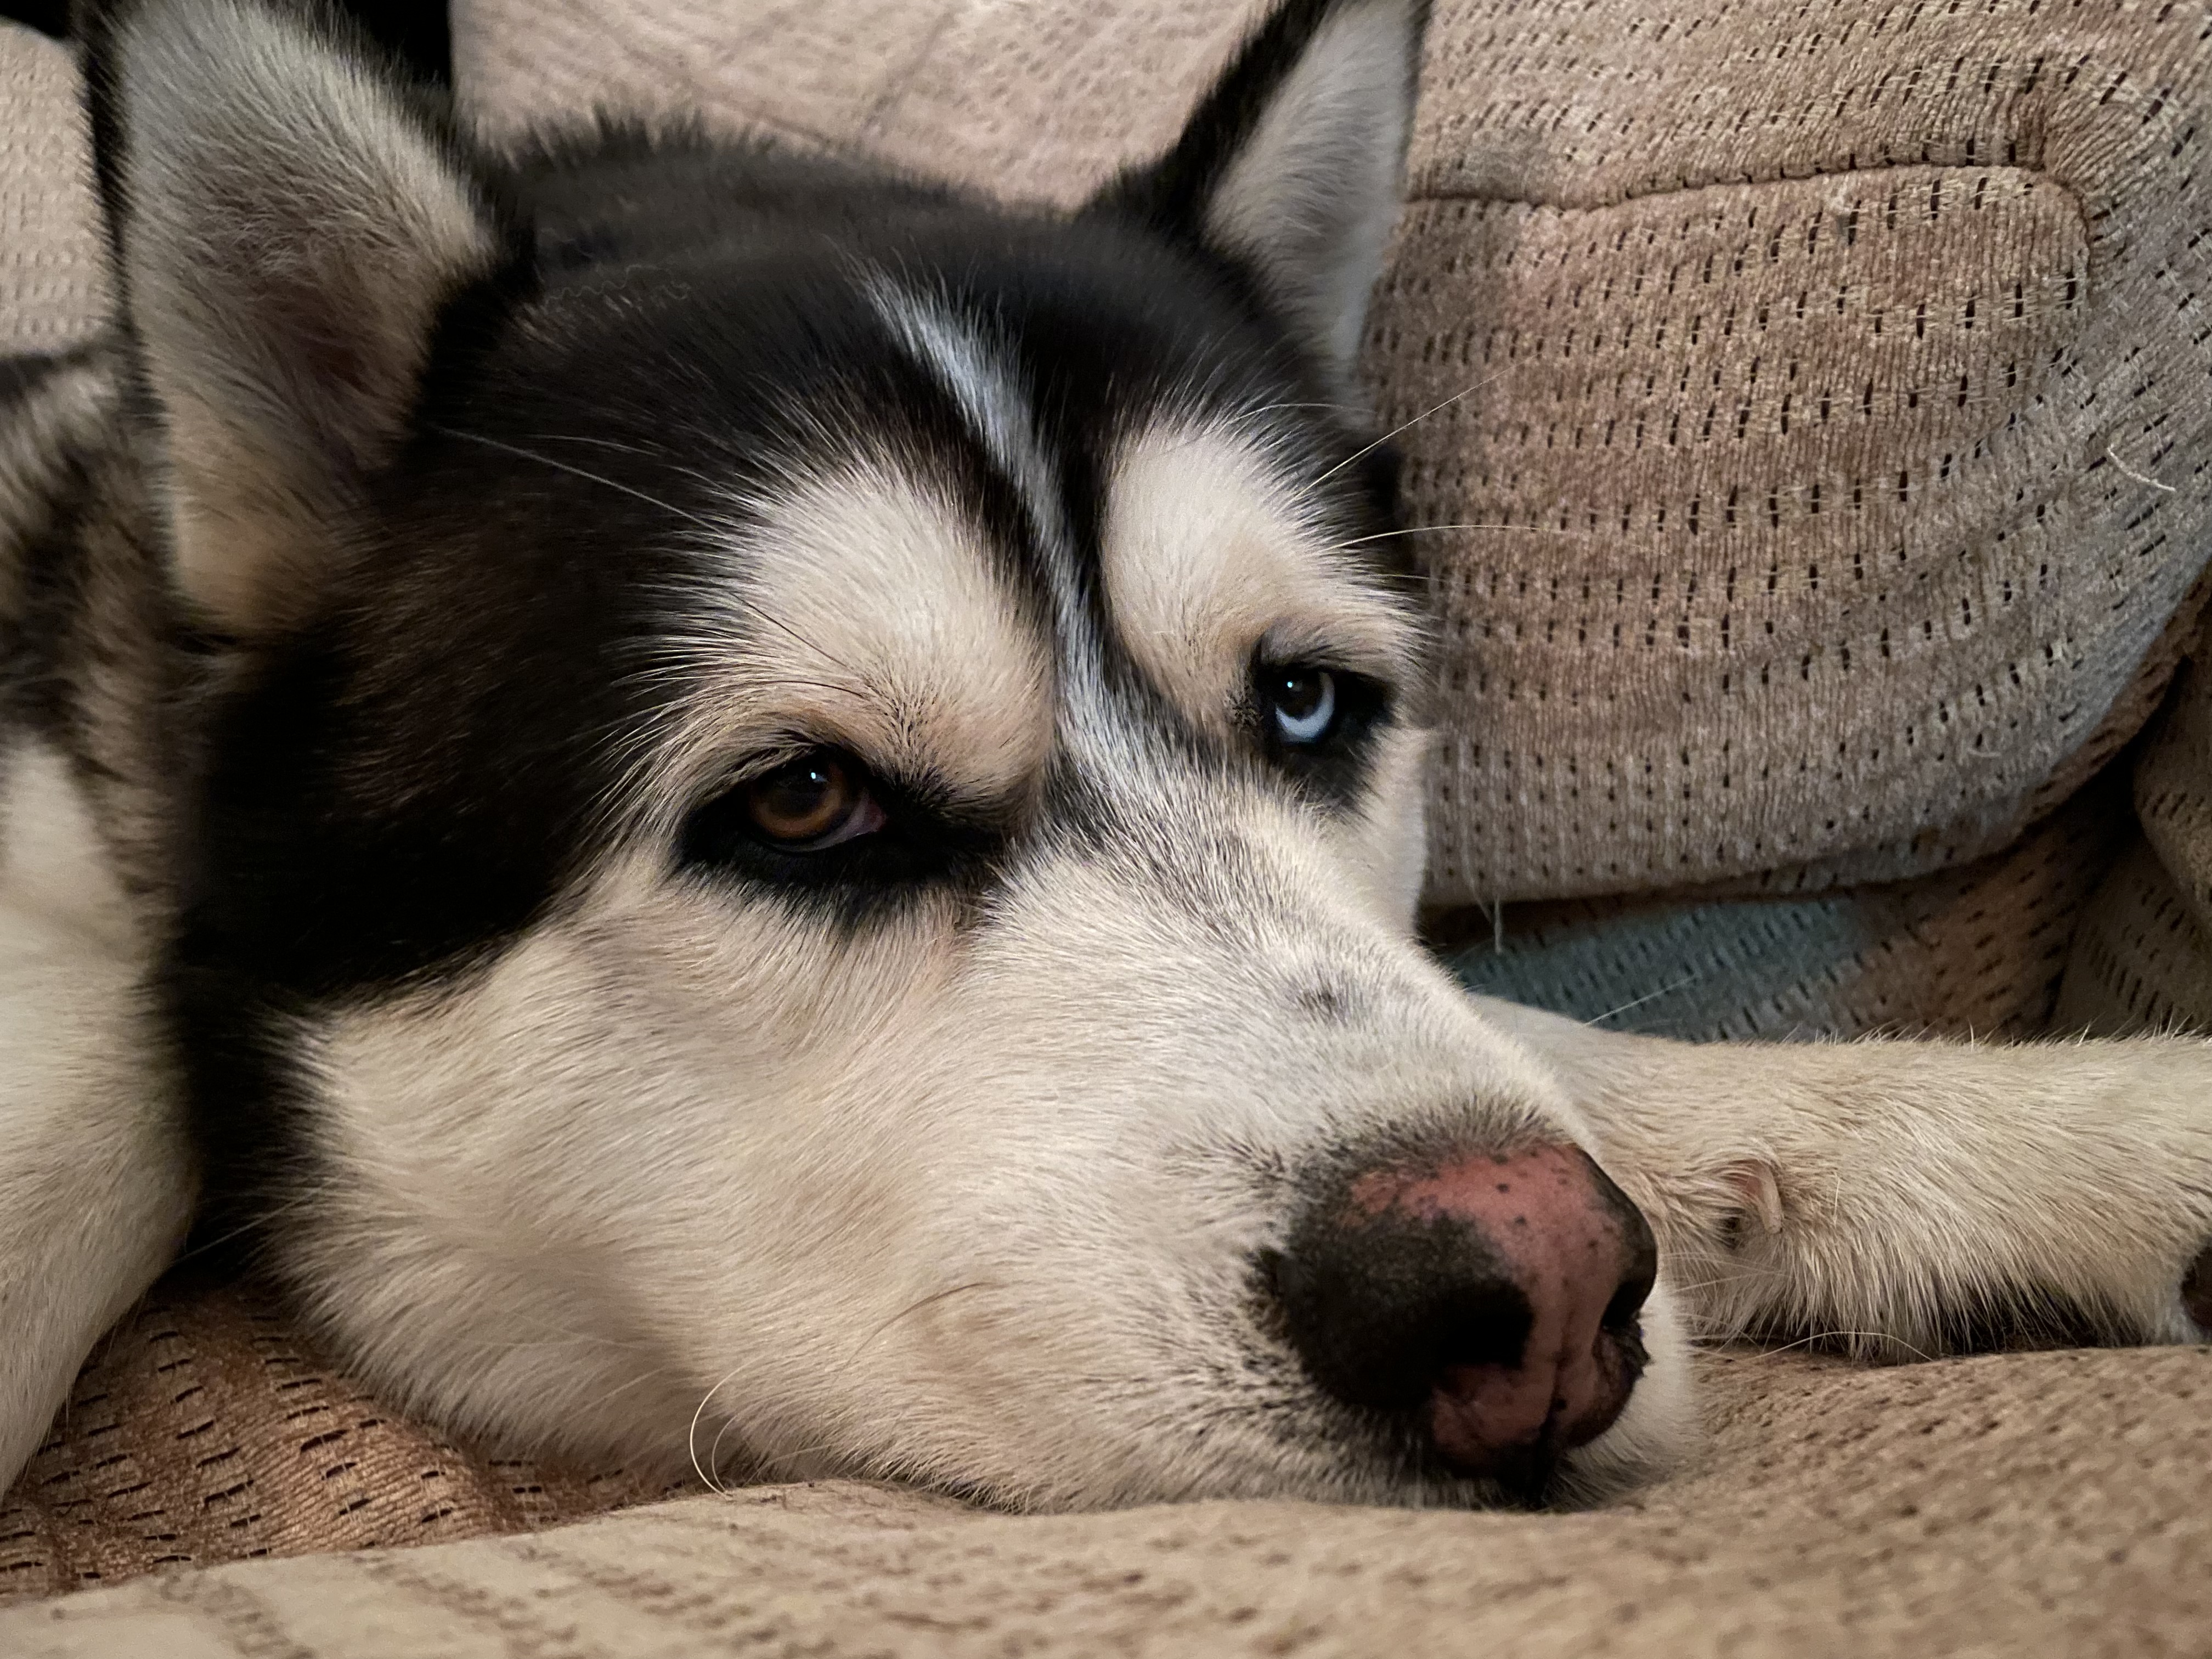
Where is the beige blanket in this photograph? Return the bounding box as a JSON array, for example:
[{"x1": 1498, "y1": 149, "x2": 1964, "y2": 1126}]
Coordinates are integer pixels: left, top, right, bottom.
[{"x1": 7, "y1": 1344, "x2": 2210, "y2": 1656}]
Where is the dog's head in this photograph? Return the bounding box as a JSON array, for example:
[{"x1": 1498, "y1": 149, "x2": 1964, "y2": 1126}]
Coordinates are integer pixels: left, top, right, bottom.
[{"x1": 92, "y1": 0, "x2": 1693, "y2": 1506}]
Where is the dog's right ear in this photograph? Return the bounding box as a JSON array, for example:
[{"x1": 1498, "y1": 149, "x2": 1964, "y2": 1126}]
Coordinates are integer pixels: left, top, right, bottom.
[
  {"x1": 1098, "y1": 0, "x2": 1428, "y2": 386},
  {"x1": 81, "y1": 0, "x2": 511, "y2": 641}
]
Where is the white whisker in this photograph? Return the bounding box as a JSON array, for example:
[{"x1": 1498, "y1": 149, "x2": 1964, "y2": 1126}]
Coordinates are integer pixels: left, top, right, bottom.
[
  {"x1": 1742, "y1": 1329, "x2": 1937, "y2": 1363},
  {"x1": 1331, "y1": 520, "x2": 1593, "y2": 551},
  {"x1": 686, "y1": 1363, "x2": 748, "y2": 1496},
  {"x1": 1311, "y1": 368, "x2": 1511, "y2": 486},
  {"x1": 432, "y1": 426, "x2": 719, "y2": 528},
  {"x1": 1588, "y1": 974, "x2": 1702, "y2": 1028}
]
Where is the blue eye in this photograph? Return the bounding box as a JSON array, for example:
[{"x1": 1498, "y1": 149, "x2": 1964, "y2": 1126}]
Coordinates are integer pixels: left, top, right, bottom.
[{"x1": 1266, "y1": 667, "x2": 1339, "y2": 746}]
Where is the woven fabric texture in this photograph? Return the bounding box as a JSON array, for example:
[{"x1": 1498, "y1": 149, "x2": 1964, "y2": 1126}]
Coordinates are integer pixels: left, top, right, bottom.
[
  {"x1": 2059, "y1": 618, "x2": 2212, "y2": 1032},
  {"x1": 0, "y1": 24, "x2": 107, "y2": 356},
  {"x1": 1390, "y1": 0, "x2": 2212, "y2": 911},
  {"x1": 0, "y1": 1271, "x2": 683, "y2": 1605},
  {"x1": 7, "y1": 1344, "x2": 2212, "y2": 1658},
  {"x1": 1448, "y1": 768, "x2": 2132, "y2": 1040}
]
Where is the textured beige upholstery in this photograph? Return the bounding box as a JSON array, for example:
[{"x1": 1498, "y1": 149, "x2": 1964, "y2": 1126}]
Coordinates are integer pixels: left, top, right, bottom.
[
  {"x1": 5, "y1": 0, "x2": 2212, "y2": 1649},
  {"x1": 0, "y1": 24, "x2": 107, "y2": 356},
  {"x1": 7, "y1": 1344, "x2": 2212, "y2": 1657},
  {"x1": 0, "y1": 1272, "x2": 682, "y2": 1603}
]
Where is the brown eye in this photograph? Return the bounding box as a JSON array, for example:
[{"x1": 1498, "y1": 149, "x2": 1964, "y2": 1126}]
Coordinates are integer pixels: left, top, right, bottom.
[{"x1": 743, "y1": 752, "x2": 883, "y2": 848}]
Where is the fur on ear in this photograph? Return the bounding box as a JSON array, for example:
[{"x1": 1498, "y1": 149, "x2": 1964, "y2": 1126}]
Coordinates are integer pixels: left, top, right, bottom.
[
  {"x1": 82, "y1": 0, "x2": 510, "y2": 640},
  {"x1": 1101, "y1": 0, "x2": 1429, "y2": 382}
]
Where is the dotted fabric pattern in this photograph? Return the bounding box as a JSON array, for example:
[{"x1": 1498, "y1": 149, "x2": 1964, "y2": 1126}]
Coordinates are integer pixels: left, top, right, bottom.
[
  {"x1": 0, "y1": 25, "x2": 108, "y2": 356},
  {"x1": 6, "y1": 1346, "x2": 2211, "y2": 1657},
  {"x1": 2058, "y1": 620, "x2": 2212, "y2": 1030},
  {"x1": 1385, "y1": 0, "x2": 2212, "y2": 909},
  {"x1": 2056, "y1": 831, "x2": 2212, "y2": 1030},
  {"x1": 0, "y1": 1270, "x2": 684, "y2": 1607}
]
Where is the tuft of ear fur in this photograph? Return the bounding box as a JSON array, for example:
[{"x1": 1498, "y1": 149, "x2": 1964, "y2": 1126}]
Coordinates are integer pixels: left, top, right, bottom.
[
  {"x1": 82, "y1": 0, "x2": 507, "y2": 640},
  {"x1": 1101, "y1": 0, "x2": 1428, "y2": 382}
]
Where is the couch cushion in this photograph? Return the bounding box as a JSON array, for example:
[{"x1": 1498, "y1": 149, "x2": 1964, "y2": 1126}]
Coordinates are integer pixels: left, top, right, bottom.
[
  {"x1": 1395, "y1": 0, "x2": 2212, "y2": 908},
  {"x1": 0, "y1": 22, "x2": 108, "y2": 356}
]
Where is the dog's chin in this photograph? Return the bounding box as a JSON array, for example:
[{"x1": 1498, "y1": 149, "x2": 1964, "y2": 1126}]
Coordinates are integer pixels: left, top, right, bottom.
[{"x1": 711, "y1": 1288, "x2": 1699, "y2": 1517}]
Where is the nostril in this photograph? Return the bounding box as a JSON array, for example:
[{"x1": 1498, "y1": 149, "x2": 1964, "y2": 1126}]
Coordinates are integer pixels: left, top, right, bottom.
[
  {"x1": 2185, "y1": 1240, "x2": 2212, "y2": 1333},
  {"x1": 1432, "y1": 1294, "x2": 1534, "y2": 1373},
  {"x1": 1602, "y1": 1271, "x2": 1652, "y2": 1335},
  {"x1": 1587, "y1": 1154, "x2": 1660, "y2": 1334},
  {"x1": 1602, "y1": 1234, "x2": 1657, "y2": 1334}
]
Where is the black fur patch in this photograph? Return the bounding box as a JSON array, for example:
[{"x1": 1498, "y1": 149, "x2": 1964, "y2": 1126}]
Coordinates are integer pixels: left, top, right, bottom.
[{"x1": 0, "y1": 351, "x2": 67, "y2": 409}]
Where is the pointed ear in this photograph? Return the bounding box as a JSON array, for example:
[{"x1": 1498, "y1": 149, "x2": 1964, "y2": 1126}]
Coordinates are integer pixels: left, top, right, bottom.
[
  {"x1": 1099, "y1": 0, "x2": 1428, "y2": 381},
  {"x1": 83, "y1": 0, "x2": 510, "y2": 640}
]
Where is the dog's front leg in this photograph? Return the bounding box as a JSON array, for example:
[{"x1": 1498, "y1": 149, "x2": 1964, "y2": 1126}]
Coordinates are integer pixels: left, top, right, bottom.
[
  {"x1": 0, "y1": 925, "x2": 193, "y2": 1492},
  {"x1": 0, "y1": 756, "x2": 195, "y2": 1492},
  {"x1": 1474, "y1": 999, "x2": 2212, "y2": 1357}
]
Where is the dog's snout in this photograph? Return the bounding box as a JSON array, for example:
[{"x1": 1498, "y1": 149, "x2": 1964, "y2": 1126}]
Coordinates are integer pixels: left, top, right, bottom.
[{"x1": 1272, "y1": 1142, "x2": 1657, "y2": 1492}]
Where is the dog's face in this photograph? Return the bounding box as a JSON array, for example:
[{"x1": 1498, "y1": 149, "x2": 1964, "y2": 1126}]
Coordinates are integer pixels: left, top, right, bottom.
[{"x1": 97, "y1": 0, "x2": 1692, "y2": 1507}]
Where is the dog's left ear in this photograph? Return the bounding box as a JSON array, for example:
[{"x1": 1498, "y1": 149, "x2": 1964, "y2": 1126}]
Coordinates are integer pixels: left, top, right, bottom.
[
  {"x1": 81, "y1": 0, "x2": 511, "y2": 642},
  {"x1": 1099, "y1": 0, "x2": 1429, "y2": 381}
]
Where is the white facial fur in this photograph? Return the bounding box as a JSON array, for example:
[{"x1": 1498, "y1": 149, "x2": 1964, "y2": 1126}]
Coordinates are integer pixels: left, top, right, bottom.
[{"x1": 271, "y1": 416, "x2": 1696, "y2": 1510}]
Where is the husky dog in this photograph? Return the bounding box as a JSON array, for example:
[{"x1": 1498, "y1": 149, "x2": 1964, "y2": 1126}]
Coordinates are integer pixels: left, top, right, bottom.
[{"x1": 1, "y1": 0, "x2": 2209, "y2": 1515}]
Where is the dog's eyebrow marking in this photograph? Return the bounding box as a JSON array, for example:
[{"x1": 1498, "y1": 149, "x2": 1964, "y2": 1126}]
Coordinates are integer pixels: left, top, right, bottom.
[
  {"x1": 865, "y1": 283, "x2": 1065, "y2": 552},
  {"x1": 652, "y1": 457, "x2": 1055, "y2": 831},
  {"x1": 865, "y1": 280, "x2": 1118, "y2": 741},
  {"x1": 1103, "y1": 421, "x2": 1419, "y2": 729}
]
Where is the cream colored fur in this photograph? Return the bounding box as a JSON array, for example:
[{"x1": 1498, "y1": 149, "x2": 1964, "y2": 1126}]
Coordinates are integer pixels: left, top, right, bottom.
[
  {"x1": 647, "y1": 459, "x2": 1054, "y2": 831},
  {"x1": 1203, "y1": 0, "x2": 1418, "y2": 377},
  {"x1": 1485, "y1": 1001, "x2": 2212, "y2": 1359},
  {"x1": 0, "y1": 741, "x2": 194, "y2": 1488}
]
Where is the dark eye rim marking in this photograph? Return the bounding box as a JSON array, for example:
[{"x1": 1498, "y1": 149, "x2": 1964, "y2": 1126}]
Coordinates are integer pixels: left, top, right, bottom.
[{"x1": 678, "y1": 744, "x2": 1005, "y2": 906}]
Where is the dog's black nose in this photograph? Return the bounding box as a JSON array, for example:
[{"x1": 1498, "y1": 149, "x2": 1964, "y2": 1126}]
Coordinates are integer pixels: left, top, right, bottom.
[{"x1": 1271, "y1": 1142, "x2": 1657, "y2": 1492}]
